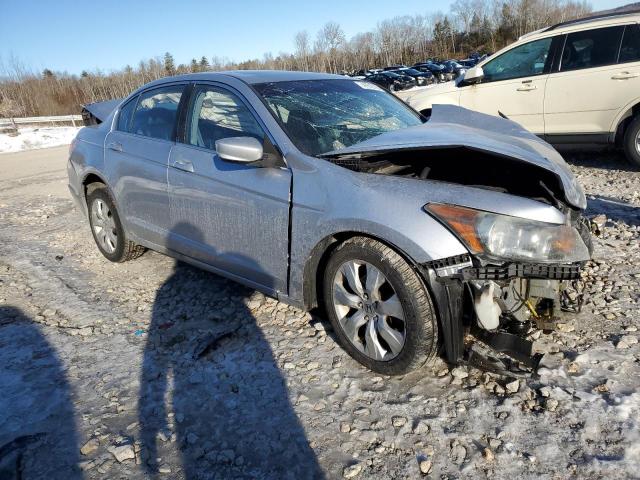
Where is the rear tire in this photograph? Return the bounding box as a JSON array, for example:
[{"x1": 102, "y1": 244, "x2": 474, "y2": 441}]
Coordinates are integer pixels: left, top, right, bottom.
[
  {"x1": 623, "y1": 115, "x2": 640, "y2": 167},
  {"x1": 86, "y1": 184, "x2": 145, "y2": 262},
  {"x1": 323, "y1": 237, "x2": 439, "y2": 375}
]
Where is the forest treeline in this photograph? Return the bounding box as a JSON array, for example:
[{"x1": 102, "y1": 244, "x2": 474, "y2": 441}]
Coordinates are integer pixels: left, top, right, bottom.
[{"x1": 0, "y1": 0, "x2": 592, "y2": 117}]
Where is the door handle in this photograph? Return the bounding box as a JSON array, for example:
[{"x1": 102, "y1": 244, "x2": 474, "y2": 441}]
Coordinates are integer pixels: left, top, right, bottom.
[
  {"x1": 107, "y1": 141, "x2": 122, "y2": 152},
  {"x1": 517, "y1": 84, "x2": 537, "y2": 91},
  {"x1": 611, "y1": 71, "x2": 639, "y2": 80},
  {"x1": 172, "y1": 158, "x2": 194, "y2": 173}
]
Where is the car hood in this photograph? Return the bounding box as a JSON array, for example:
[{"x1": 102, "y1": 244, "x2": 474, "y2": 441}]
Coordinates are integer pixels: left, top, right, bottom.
[{"x1": 322, "y1": 105, "x2": 586, "y2": 209}]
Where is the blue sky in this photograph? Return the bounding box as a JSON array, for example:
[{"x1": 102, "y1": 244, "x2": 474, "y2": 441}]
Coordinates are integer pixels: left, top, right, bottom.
[{"x1": 0, "y1": 0, "x2": 630, "y2": 75}]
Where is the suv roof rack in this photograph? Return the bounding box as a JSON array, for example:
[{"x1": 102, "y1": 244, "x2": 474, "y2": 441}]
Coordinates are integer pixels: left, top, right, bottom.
[{"x1": 544, "y1": 8, "x2": 640, "y2": 32}]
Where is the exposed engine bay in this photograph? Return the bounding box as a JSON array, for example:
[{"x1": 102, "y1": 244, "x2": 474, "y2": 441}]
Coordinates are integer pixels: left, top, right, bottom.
[
  {"x1": 422, "y1": 251, "x2": 587, "y2": 375},
  {"x1": 327, "y1": 147, "x2": 571, "y2": 209}
]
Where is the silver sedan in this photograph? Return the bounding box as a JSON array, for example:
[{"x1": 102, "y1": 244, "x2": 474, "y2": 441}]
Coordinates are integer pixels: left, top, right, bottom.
[{"x1": 69, "y1": 71, "x2": 591, "y2": 374}]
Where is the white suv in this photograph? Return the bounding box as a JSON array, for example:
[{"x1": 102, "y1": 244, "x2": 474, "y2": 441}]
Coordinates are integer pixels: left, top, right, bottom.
[{"x1": 399, "y1": 12, "x2": 640, "y2": 166}]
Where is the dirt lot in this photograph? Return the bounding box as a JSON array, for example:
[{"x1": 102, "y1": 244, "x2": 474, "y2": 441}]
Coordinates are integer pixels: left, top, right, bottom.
[{"x1": 0, "y1": 145, "x2": 639, "y2": 480}]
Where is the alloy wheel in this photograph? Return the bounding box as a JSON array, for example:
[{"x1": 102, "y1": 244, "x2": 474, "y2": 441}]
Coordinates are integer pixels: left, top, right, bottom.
[
  {"x1": 90, "y1": 198, "x2": 118, "y2": 253},
  {"x1": 332, "y1": 260, "x2": 406, "y2": 361}
]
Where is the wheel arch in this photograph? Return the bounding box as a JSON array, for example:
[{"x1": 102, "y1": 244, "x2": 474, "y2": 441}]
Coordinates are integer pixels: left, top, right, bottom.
[
  {"x1": 82, "y1": 172, "x2": 108, "y2": 198},
  {"x1": 613, "y1": 99, "x2": 640, "y2": 146},
  {"x1": 80, "y1": 172, "x2": 123, "y2": 222},
  {"x1": 302, "y1": 231, "x2": 423, "y2": 311},
  {"x1": 302, "y1": 230, "x2": 457, "y2": 361}
]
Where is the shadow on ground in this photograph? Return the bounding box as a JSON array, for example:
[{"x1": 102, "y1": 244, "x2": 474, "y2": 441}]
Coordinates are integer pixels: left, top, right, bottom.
[
  {"x1": 586, "y1": 195, "x2": 640, "y2": 227},
  {"x1": 0, "y1": 306, "x2": 81, "y2": 480},
  {"x1": 560, "y1": 147, "x2": 639, "y2": 172},
  {"x1": 138, "y1": 223, "x2": 323, "y2": 479}
]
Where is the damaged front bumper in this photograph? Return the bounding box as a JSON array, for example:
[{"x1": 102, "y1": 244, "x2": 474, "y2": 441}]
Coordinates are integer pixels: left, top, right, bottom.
[{"x1": 421, "y1": 252, "x2": 586, "y2": 374}]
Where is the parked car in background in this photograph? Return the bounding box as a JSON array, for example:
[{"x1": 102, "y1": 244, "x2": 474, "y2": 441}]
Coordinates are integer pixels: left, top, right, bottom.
[
  {"x1": 458, "y1": 52, "x2": 489, "y2": 67},
  {"x1": 386, "y1": 67, "x2": 436, "y2": 86},
  {"x1": 367, "y1": 71, "x2": 417, "y2": 91},
  {"x1": 413, "y1": 62, "x2": 449, "y2": 82},
  {"x1": 382, "y1": 65, "x2": 408, "y2": 71},
  {"x1": 399, "y1": 11, "x2": 640, "y2": 166},
  {"x1": 442, "y1": 60, "x2": 467, "y2": 78},
  {"x1": 71, "y1": 71, "x2": 590, "y2": 375}
]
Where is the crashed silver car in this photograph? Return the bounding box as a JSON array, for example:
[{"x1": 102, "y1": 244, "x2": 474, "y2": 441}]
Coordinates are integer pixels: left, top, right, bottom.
[{"x1": 69, "y1": 71, "x2": 592, "y2": 375}]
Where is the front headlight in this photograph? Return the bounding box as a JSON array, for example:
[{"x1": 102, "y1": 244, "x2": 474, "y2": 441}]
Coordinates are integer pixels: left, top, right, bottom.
[{"x1": 426, "y1": 204, "x2": 590, "y2": 263}]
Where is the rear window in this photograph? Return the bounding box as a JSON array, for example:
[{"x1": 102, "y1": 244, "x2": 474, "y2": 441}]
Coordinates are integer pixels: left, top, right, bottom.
[
  {"x1": 129, "y1": 85, "x2": 184, "y2": 141},
  {"x1": 560, "y1": 26, "x2": 624, "y2": 71},
  {"x1": 619, "y1": 24, "x2": 640, "y2": 63}
]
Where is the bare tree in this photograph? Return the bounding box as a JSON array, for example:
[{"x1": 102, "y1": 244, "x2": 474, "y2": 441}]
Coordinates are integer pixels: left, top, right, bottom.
[{"x1": 294, "y1": 31, "x2": 311, "y2": 71}]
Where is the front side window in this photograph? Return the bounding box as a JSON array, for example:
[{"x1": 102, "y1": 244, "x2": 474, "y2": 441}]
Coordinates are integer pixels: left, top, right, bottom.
[
  {"x1": 482, "y1": 37, "x2": 553, "y2": 82},
  {"x1": 130, "y1": 85, "x2": 184, "y2": 140},
  {"x1": 116, "y1": 96, "x2": 137, "y2": 132},
  {"x1": 254, "y1": 79, "x2": 423, "y2": 156},
  {"x1": 185, "y1": 85, "x2": 265, "y2": 149},
  {"x1": 619, "y1": 24, "x2": 640, "y2": 63},
  {"x1": 560, "y1": 26, "x2": 624, "y2": 71}
]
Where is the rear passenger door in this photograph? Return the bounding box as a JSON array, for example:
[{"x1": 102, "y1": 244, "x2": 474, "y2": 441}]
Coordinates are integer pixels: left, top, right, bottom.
[
  {"x1": 167, "y1": 83, "x2": 291, "y2": 295},
  {"x1": 544, "y1": 25, "x2": 634, "y2": 135},
  {"x1": 104, "y1": 84, "x2": 186, "y2": 247}
]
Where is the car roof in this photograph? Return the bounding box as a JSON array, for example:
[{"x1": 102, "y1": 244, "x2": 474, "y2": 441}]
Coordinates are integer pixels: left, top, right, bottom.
[
  {"x1": 143, "y1": 70, "x2": 345, "y2": 88},
  {"x1": 478, "y1": 10, "x2": 640, "y2": 69},
  {"x1": 519, "y1": 10, "x2": 640, "y2": 40}
]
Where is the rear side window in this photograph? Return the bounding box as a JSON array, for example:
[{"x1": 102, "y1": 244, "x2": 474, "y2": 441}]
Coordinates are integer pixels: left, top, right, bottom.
[
  {"x1": 130, "y1": 85, "x2": 184, "y2": 140},
  {"x1": 116, "y1": 97, "x2": 137, "y2": 132},
  {"x1": 619, "y1": 24, "x2": 640, "y2": 63},
  {"x1": 185, "y1": 85, "x2": 265, "y2": 150},
  {"x1": 560, "y1": 26, "x2": 624, "y2": 72}
]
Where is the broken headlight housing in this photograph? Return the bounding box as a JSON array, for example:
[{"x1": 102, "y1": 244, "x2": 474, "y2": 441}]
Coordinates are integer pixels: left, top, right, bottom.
[{"x1": 426, "y1": 203, "x2": 590, "y2": 263}]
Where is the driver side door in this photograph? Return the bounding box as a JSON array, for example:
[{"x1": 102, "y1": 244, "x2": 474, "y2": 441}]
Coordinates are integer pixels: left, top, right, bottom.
[
  {"x1": 167, "y1": 83, "x2": 291, "y2": 295},
  {"x1": 459, "y1": 37, "x2": 555, "y2": 134}
]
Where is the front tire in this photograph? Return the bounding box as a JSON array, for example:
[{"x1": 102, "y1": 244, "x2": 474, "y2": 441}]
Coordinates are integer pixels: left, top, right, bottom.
[
  {"x1": 86, "y1": 184, "x2": 145, "y2": 262},
  {"x1": 623, "y1": 115, "x2": 640, "y2": 167},
  {"x1": 323, "y1": 237, "x2": 439, "y2": 375}
]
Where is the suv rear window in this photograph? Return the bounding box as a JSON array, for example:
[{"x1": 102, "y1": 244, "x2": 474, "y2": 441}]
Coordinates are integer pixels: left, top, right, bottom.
[
  {"x1": 619, "y1": 24, "x2": 640, "y2": 63},
  {"x1": 560, "y1": 26, "x2": 624, "y2": 71},
  {"x1": 129, "y1": 85, "x2": 184, "y2": 140}
]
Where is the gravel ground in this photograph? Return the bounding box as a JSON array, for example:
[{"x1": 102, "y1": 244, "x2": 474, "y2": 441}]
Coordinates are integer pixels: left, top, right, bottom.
[{"x1": 0, "y1": 145, "x2": 639, "y2": 479}]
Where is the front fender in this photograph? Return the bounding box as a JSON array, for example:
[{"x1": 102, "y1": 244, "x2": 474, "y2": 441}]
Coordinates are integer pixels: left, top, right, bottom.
[{"x1": 287, "y1": 163, "x2": 470, "y2": 306}]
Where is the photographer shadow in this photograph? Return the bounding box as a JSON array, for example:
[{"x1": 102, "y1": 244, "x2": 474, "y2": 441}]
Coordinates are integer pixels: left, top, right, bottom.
[
  {"x1": 0, "y1": 306, "x2": 81, "y2": 480},
  {"x1": 138, "y1": 223, "x2": 323, "y2": 479}
]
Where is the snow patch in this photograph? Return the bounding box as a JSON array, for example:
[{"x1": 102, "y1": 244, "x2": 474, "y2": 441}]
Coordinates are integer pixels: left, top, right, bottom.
[{"x1": 0, "y1": 126, "x2": 80, "y2": 153}]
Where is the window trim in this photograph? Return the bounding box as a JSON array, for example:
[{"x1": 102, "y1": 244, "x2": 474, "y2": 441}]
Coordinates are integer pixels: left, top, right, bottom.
[
  {"x1": 178, "y1": 81, "x2": 279, "y2": 155},
  {"x1": 557, "y1": 24, "x2": 625, "y2": 73},
  {"x1": 479, "y1": 36, "x2": 555, "y2": 84}
]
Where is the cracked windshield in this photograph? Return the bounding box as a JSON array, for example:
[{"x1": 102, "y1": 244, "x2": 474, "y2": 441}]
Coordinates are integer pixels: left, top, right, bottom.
[{"x1": 254, "y1": 79, "x2": 424, "y2": 155}]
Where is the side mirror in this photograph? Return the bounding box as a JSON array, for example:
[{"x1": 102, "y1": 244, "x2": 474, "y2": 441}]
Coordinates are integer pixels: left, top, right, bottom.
[
  {"x1": 215, "y1": 136, "x2": 263, "y2": 163},
  {"x1": 461, "y1": 65, "x2": 484, "y2": 85}
]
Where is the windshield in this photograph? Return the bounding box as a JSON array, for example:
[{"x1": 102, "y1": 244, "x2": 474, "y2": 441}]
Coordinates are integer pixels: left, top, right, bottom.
[{"x1": 254, "y1": 79, "x2": 424, "y2": 156}]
